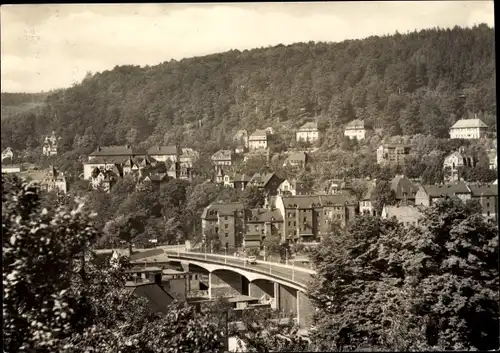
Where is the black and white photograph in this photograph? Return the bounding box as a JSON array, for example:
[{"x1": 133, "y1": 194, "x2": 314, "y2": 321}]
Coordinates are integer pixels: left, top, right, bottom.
[{"x1": 1, "y1": 2, "x2": 498, "y2": 352}]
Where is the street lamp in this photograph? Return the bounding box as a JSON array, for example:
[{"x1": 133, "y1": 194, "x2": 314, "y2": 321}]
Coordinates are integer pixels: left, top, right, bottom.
[
  {"x1": 263, "y1": 245, "x2": 267, "y2": 262},
  {"x1": 285, "y1": 249, "x2": 288, "y2": 266},
  {"x1": 224, "y1": 247, "x2": 227, "y2": 264}
]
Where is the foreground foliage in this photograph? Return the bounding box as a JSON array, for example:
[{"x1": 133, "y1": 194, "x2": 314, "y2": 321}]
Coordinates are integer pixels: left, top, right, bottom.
[{"x1": 308, "y1": 198, "x2": 499, "y2": 351}]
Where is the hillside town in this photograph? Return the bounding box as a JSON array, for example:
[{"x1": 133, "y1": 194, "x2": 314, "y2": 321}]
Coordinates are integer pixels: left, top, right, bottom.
[
  {"x1": 2, "y1": 4, "x2": 498, "y2": 353},
  {"x1": 2, "y1": 116, "x2": 498, "y2": 253}
]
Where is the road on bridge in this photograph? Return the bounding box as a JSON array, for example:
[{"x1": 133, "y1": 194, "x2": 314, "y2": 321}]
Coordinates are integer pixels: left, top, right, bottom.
[{"x1": 134, "y1": 249, "x2": 315, "y2": 288}]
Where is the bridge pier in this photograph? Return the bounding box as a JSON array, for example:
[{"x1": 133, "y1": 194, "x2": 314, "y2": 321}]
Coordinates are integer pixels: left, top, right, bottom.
[
  {"x1": 297, "y1": 290, "x2": 313, "y2": 329},
  {"x1": 209, "y1": 270, "x2": 246, "y2": 298},
  {"x1": 248, "y1": 280, "x2": 275, "y2": 301}
]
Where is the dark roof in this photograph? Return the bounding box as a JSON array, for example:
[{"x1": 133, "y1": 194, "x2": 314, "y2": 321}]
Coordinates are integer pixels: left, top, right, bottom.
[
  {"x1": 147, "y1": 173, "x2": 169, "y2": 182},
  {"x1": 85, "y1": 156, "x2": 129, "y2": 164},
  {"x1": 345, "y1": 119, "x2": 365, "y2": 129},
  {"x1": 201, "y1": 202, "x2": 245, "y2": 219},
  {"x1": 249, "y1": 172, "x2": 279, "y2": 187},
  {"x1": 245, "y1": 234, "x2": 262, "y2": 241},
  {"x1": 421, "y1": 183, "x2": 471, "y2": 197},
  {"x1": 391, "y1": 175, "x2": 419, "y2": 198},
  {"x1": 468, "y1": 184, "x2": 498, "y2": 197},
  {"x1": 125, "y1": 282, "x2": 174, "y2": 313},
  {"x1": 89, "y1": 145, "x2": 144, "y2": 157},
  {"x1": 281, "y1": 194, "x2": 356, "y2": 209},
  {"x1": 246, "y1": 208, "x2": 283, "y2": 223},
  {"x1": 147, "y1": 145, "x2": 179, "y2": 155}
]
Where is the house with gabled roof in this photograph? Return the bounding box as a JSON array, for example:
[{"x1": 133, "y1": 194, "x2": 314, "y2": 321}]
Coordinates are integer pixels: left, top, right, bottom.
[
  {"x1": 381, "y1": 205, "x2": 425, "y2": 228},
  {"x1": 211, "y1": 149, "x2": 234, "y2": 166},
  {"x1": 296, "y1": 121, "x2": 319, "y2": 143},
  {"x1": 344, "y1": 119, "x2": 367, "y2": 140},
  {"x1": 147, "y1": 145, "x2": 181, "y2": 163},
  {"x1": 248, "y1": 172, "x2": 283, "y2": 196},
  {"x1": 278, "y1": 179, "x2": 311, "y2": 196},
  {"x1": 2, "y1": 147, "x2": 14, "y2": 161},
  {"x1": 468, "y1": 184, "x2": 498, "y2": 222},
  {"x1": 449, "y1": 118, "x2": 488, "y2": 139},
  {"x1": 248, "y1": 129, "x2": 269, "y2": 151},
  {"x1": 360, "y1": 180, "x2": 377, "y2": 216},
  {"x1": 443, "y1": 147, "x2": 476, "y2": 182},
  {"x1": 221, "y1": 172, "x2": 251, "y2": 191},
  {"x1": 40, "y1": 166, "x2": 68, "y2": 195},
  {"x1": 391, "y1": 175, "x2": 419, "y2": 204},
  {"x1": 88, "y1": 145, "x2": 144, "y2": 161},
  {"x1": 282, "y1": 151, "x2": 308, "y2": 169},
  {"x1": 90, "y1": 166, "x2": 121, "y2": 192}
]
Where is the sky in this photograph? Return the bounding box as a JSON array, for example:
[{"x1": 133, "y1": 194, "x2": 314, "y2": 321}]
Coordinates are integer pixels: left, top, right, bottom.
[{"x1": 0, "y1": 1, "x2": 495, "y2": 93}]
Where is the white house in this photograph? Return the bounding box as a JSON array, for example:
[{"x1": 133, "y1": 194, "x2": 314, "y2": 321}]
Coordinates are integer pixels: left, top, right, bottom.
[
  {"x1": 449, "y1": 118, "x2": 488, "y2": 139},
  {"x1": 443, "y1": 147, "x2": 475, "y2": 182},
  {"x1": 344, "y1": 120, "x2": 366, "y2": 140},
  {"x1": 248, "y1": 130, "x2": 268, "y2": 151},
  {"x1": 1, "y1": 147, "x2": 14, "y2": 161},
  {"x1": 296, "y1": 122, "x2": 319, "y2": 143}
]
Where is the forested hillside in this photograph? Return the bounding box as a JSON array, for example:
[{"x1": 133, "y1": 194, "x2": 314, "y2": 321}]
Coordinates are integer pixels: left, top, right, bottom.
[
  {"x1": 1, "y1": 92, "x2": 49, "y2": 122},
  {"x1": 1, "y1": 24, "x2": 495, "y2": 153}
]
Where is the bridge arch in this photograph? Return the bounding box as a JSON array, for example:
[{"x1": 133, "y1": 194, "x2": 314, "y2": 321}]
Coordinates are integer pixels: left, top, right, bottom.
[{"x1": 211, "y1": 268, "x2": 250, "y2": 296}]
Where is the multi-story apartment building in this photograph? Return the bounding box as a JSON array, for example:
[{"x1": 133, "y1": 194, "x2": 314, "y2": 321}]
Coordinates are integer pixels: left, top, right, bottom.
[
  {"x1": 449, "y1": 118, "x2": 488, "y2": 139},
  {"x1": 415, "y1": 183, "x2": 498, "y2": 222},
  {"x1": 376, "y1": 144, "x2": 411, "y2": 165},
  {"x1": 201, "y1": 203, "x2": 246, "y2": 249},
  {"x1": 147, "y1": 145, "x2": 181, "y2": 163},
  {"x1": 443, "y1": 147, "x2": 476, "y2": 182},
  {"x1": 275, "y1": 194, "x2": 357, "y2": 243},
  {"x1": 243, "y1": 208, "x2": 283, "y2": 248},
  {"x1": 248, "y1": 130, "x2": 268, "y2": 151},
  {"x1": 296, "y1": 122, "x2": 319, "y2": 143},
  {"x1": 344, "y1": 119, "x2": 367, "y2": 140}
]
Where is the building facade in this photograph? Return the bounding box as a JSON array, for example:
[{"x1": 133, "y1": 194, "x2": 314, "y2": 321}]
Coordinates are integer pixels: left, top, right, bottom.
[
  {"x1": 344, "y1": 119, "x2": 366, "y2": 140},
  {"x1": 381, "y1": 205, "x2": 424, "y2": 227},
  {"x1": 282, "y1": 151, "x2": 308, "y2": 169},
  {"x1": 248, "y1": 130, "x2": 268, "y2": 151},
  {"x1": 376, "y1": 144, "x2": 411, "y2": 165},
  {"x1": 147, "y1": 145, "x2": 181, "y2": 163},
  {"x1": 42, "y1": 131, "x2": 59, "y2": 156},
  {"x1": 296, "y1": 122, "x2": 319, "y2": 143},
  {"x1": 275, "y1": 194, "x2": 357, "y2": 243},
  {"x1": 449, "y1": 118, "x2": 488, "y2": 139},
  {"x1": 211, "y1": 149, "x2": 234, "y2": 166},
  {"x1": 443, "y1": 148, "x2": 476, "y2": 182},
  {"x1": 391, "y1": 175, "x2": 419, "y2": 204},
  {"x1": 201, "y1": 203, "x2": 246, "y2": 249}
]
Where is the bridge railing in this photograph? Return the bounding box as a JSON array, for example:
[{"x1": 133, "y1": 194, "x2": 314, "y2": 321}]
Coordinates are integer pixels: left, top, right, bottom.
[
  {"x1": 164, "y1": 250, "x2": 316, "y2": 275},
  {"x1": 164, "y1": 252, "x2": 312, "y2": 289}
]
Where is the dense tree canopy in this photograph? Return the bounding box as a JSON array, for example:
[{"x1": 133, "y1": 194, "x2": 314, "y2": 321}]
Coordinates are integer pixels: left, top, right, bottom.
[
  {"x1": 308, "y1": 198, "x2": 499, "y2": 351},
  {"x1": 1, "y1": 25, "x2": 495, "y2": 156}
]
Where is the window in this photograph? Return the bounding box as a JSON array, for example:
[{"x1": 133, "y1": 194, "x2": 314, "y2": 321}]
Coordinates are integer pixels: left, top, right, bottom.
[
  {"x1": 224, "y1": 216, "x2": 228, "y2": 221},
  {"x1": 224, "y1": 224, "x2": 228, "y2": 229},
  {"x1": 225, "y1": 233, "x2": 229, "y2": 238},
  {"x1": 303, "y1": 217, "x2": 307, "y2": 222},
  {"x1": 288, "y1": 221, "x2": 291, "y2": 226},
  {"x1": 294, "y1": 221, "x2": 296, "y2": 226}
]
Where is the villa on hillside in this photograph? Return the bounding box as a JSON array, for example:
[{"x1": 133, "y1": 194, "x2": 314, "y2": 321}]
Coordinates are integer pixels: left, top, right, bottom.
[
  {"x1": 248, "y1": 130, "x2": 268, "y2": 151},
  {"x1": 376, "y1": 144, "x2": 411, "y2": 165},
  {"x1": 443, "y1": 147, "x2": 476, "y2": 182},
  {"x1": 282, "y1": 151, "x2": 308, "y2": 169},
  {"x1": 147, "y1": 145, "x2": 181, "y2": 163},
  {"x1": 449, "y1": 118, "x2": 488, "y2": 140},
  {"x1": 296, "y1": 122, "x2": 319, "y2": 143},
  {"x1": 344, "y1": 119, "x2": 367, "y2": 140},
  {"x1": 211, "y1": 150, "x2": 234, "y2": 167},
  {"x1": 42, "y1": 131, "x2": 60, "y2": 157}
]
